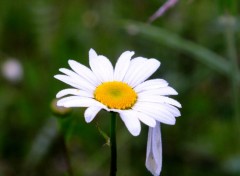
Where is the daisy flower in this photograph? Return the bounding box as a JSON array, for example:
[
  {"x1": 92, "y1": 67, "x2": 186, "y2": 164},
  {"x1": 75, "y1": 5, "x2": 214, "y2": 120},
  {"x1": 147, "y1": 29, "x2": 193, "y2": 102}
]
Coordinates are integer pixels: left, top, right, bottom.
[{"x1": 54, "y1": 49, "x2": 181, "y2": 176}]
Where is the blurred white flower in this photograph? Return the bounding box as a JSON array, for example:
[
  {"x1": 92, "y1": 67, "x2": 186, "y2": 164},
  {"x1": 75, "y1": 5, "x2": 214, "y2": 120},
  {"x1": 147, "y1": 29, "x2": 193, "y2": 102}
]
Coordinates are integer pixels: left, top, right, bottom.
[
  {"x1": 54, "y1": 49, "x2": 181, "y2": 174},
  {"x1": 1, "y1": 58, "x2": 23, "y2": 83}
]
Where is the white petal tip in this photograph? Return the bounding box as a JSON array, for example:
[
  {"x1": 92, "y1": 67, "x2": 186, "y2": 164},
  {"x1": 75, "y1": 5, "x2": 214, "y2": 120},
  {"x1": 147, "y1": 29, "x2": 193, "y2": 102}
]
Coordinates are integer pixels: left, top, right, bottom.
[
  {"x1": 168, "y1": 120, "x2": 176, "y2": 125},
  {"x1": 128, "y1": 51, "x2": 135, "y2": 55},
  {"x1": 85, "y1": 119, "x2": 91, "y2": 123},
  {"x1": 84, "y1": 107, "x2": 101, "y2": 123},
  {"x1": 68, "y1": 60, "x2": 75, "y2": 65},
  {"x1": 89, "y1": 48, "x2": 97, "y2": 58},
  {"x1": 54, "y1": 75, "x2": 63, "y2": 80},
  {"x1": 59, "y1": 68, "x2": 65, "y2": 72},
  {"x1": 150, "y1": 122, "x2": 157, "y2": 128},
  {"x1": 167, "y1": 87, "x2": 178, "y2": 95},
  {"x1": 150, "y1": 58, "x2": 160, "y2": 66},
  {"x1": 160, "y1": 117, "x2": 176, "y2": 125},
  {"x1": 130, "y1": 128, "x2": 141, "y2": 136},
  {"x1": 54, "y1": 75, "x2": 61, "y2": 79},
  {"x1": 89, "y1": 48, "x2": 95, "y2": 52},
  {"x1": 56, "y1": 93, "x2": 62, "y2": 99},
  {"x1": 132, "y1": 131, "x2": 141, "y2": 136},
  {"x1": 56, "y1": 102, "x2": 63, "y2": 107}
]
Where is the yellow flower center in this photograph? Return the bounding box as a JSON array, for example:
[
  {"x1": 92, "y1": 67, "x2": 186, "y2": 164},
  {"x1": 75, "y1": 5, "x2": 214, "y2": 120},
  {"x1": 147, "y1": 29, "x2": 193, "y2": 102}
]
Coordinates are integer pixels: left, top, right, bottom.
[{"x1": 94, "y1": 81, "x2": 137, "y2": 110}]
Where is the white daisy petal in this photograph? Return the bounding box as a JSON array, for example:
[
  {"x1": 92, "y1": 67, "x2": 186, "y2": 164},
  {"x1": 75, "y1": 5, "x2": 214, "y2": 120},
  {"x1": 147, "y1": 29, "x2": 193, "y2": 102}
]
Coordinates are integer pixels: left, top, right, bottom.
[
  {"x1": 89, "y1": 51, "x2": 114, "y2": 82},
  {"x1": 54, "y1": 75, "x2": 83, "y2": 90},
  {"x1": 54, "y1": 74, "x2": 94, "y2": 92},
  {"x1": 146, "y1": 122, "x2": 162, "y2": 176},
  {"x1": 124, "y1": 58, "x2": 160, "y2": 87},
  {"x1": 123, "y1": 57, "x2": 147, "y2": 85},
  {"x1": 134, "y1": 79, "x2": 168, "y2": 93},
  {"x1": 68, "y1": 60, "x2": 100, "y2": 86},
  {"x1": 138, "y1": 86, "x2": 178, "y2": 96},
  {"x1": 57, "y1": 96, "x2": 82, "y2": 106},
  {"x1": 89, "y1": 48, "x2": 98, "y2": 59},
  {"x1": 57, "y1": 96, "x2": 105, "y2": 108},
  {"x1": 114, "y1": 51, "x2": 134, "y2": 81},
  {"x1": 59, "y1": 68, "x2": 76, "y2": 77},
  {"x1": 138, "y1": 95, "x2": 181, "y2": 108},
  {"x1": 58, "y1": 68, "x2": 95, "y2": 90},
  {"x1": 56, "y1": 88, "x2": 93, "y2": 98},
  {"x1": 134, "y1": 102, "x2": 175, "y2": 118},
  {"x1": 84, "y1": 106, "x2": 102, "y2": 123},
  {"x1": 133, "y1": 102, "x2": 176, "y2": 125},
  {"x1": 137, "y1": 112, "x2": 156, "y2": 127},
  {"x1": 146, "y1": 127, "x2": 152, "y2": 157},
  {"x1": 132, "y1": 58, "x2": 160, "y2": 86},
  {"x1": 159, "y1": 96, "x2": 181, "y2": 108},
  {"x1": 163, "y1": 104, "x2": 181, "y2": 117},
  {"x1": 119, "y1": 110, "x2": 141, "y2": 136}
]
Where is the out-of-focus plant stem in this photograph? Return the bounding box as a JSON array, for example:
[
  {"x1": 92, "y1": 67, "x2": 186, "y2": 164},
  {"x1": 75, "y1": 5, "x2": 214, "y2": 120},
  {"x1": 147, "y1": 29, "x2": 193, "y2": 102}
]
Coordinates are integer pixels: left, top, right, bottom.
[
  {"x1": 23, "y1": 117, "x2": 59, "y2": 174},
  {"x1": 224, "y1": 15, "x2": 240, "y2": 142},
  {"x1": 59, "y1": 134, "x2": 74, "y2": 176}
]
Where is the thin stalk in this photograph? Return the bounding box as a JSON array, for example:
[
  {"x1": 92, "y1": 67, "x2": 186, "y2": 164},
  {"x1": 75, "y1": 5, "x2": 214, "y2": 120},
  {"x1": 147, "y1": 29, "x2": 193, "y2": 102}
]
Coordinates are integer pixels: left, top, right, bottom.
[
  {"x1": 224, "y1": 15, "x2": 240, "y2": 141},
  {"x1": 110, "y1": 112, "x2": 117, "y2": 176},
  {"x1": 60, "y1": 134, "x2": 74, "y2": 176}
]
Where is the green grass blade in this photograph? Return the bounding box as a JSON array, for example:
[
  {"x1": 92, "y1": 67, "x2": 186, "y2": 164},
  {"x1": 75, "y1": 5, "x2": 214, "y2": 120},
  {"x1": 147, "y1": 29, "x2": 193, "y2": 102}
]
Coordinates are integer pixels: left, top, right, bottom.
[{"x1": 124, "y1": 21, "x2": 240, "y2": 82}]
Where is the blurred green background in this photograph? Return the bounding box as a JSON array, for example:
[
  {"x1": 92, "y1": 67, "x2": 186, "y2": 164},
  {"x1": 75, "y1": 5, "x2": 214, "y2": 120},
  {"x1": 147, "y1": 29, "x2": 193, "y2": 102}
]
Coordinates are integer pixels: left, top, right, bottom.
[{"x1": 0, "y1": 0, "x2": 240, "y2": 175}]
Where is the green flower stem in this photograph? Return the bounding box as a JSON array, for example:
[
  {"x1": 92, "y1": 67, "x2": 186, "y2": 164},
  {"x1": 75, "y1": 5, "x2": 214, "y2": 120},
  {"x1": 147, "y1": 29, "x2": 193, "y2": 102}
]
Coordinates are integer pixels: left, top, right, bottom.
[
  {"x1": 224, "y1": 15, "x2": 240, "y2": 141},
  {"x1": 110, "y1": 112, "x2": 117, "y2": 176}
]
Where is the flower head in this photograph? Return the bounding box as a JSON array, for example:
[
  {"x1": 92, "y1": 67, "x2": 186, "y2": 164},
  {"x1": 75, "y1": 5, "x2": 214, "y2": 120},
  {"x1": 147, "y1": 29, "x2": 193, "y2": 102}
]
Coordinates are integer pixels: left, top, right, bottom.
[{"x1": 54, "y1": 49, "x2": 181, "y2": 175}]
